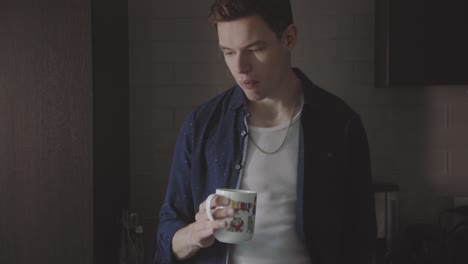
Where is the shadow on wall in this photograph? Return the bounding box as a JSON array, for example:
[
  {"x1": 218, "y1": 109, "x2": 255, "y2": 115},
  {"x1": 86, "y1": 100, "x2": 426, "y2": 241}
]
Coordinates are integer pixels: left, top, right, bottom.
[{"x1": 361, "y1": 85, "x2": 468, "y2": 264}]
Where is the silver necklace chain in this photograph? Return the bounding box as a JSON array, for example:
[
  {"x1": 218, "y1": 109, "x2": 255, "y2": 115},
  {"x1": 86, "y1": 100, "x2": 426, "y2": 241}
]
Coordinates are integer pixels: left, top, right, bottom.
[{"x1": 248, "y1": 99, "x2": 297, "y2": 155}]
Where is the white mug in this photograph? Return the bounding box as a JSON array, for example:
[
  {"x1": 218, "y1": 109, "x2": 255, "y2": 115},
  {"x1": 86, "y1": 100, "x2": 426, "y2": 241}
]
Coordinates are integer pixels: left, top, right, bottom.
[{"x1": 205, "y1": 188, "x2": 257, "y2": 243}]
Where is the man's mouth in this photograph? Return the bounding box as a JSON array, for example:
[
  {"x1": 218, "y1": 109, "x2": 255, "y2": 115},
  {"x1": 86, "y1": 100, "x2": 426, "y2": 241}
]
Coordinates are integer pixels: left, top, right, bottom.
[{"x1": 240, "y1": 80, "x2": 259, "y2": 89}]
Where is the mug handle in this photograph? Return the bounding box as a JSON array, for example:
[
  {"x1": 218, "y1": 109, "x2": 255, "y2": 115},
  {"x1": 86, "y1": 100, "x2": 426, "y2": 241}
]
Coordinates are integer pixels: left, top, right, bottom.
[{"x1": 205, "y1": 194, "x2": 219, "y2": 221}]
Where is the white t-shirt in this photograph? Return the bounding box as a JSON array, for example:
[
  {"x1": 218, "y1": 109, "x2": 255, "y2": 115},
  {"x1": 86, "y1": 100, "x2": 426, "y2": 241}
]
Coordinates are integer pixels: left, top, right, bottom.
[{"x1": 230, "y1": 109, "x2": 312, "y2": 264}]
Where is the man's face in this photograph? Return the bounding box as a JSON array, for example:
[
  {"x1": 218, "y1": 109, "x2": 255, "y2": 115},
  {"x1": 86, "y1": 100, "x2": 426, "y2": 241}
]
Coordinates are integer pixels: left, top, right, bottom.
[{"x1": 217, "y1": 15, "x2": 295, "y2": 101}]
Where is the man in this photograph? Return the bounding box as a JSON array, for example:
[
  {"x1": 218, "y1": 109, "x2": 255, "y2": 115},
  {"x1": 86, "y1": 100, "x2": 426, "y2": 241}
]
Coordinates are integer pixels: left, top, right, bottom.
[{"x1": 155, "y1": 0, "x2": 376, "y2": 263}]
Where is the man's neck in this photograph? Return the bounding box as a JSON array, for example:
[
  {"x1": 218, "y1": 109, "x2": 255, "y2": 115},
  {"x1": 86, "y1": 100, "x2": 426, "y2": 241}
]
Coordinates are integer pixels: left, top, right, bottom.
[{"x1": 247, "y1": 72, "x2": 301, "y2": 128}]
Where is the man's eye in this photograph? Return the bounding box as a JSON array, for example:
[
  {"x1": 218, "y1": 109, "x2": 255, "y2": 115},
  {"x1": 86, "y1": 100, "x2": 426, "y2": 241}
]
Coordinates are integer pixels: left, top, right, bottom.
[
  {"x1": 250, "y1": 47, "x2": 264, "y2": 53},
  {"x1": 224, "y1": 51, "x2": 234, "y2": 56}
]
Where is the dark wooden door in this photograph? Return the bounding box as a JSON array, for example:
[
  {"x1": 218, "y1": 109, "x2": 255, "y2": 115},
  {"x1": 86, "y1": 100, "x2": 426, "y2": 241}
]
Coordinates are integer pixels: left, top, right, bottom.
[
  {"x1": 0, "y1": 1, "x2": 129, "y2": 263},
  {"x1": 0, "y1": 1, "x2": 94, "y2": 263}
]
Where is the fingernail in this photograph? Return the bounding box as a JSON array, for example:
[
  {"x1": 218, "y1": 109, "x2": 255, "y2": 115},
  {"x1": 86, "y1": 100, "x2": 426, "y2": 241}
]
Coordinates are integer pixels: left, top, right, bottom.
[
  {"x1": 222, "y1": 198, "x2": 229, "y2": 205},
  {"x1": 227, "y1": 208, "x2": 234, "y2": 215}
]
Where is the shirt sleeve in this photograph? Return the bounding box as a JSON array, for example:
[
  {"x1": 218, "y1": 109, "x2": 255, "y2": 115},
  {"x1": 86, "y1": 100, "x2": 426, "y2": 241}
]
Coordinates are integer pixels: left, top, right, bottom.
[
  {"x1": 340, "y1": 114, "x2": 377, "y2": 264},
  {"x1": 154, "y1": 112, "x2": 196, "y2": 264}
]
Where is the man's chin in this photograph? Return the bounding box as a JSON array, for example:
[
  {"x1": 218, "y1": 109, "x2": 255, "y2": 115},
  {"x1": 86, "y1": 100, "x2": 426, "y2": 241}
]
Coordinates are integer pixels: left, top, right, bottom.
[{"x1": 243, "y1": 91, "x2": 265, "y2": 102}]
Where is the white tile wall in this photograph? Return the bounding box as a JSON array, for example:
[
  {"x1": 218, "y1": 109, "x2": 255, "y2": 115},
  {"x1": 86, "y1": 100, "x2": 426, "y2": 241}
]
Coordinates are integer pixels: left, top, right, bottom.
[{"x1": 151, "y1": 18, "x2": 217, "y2": 41}]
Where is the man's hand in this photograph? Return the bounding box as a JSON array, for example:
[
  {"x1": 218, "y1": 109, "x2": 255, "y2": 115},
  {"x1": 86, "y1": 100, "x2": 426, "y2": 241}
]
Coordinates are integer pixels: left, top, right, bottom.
[{"x1": 172, "y1": 195, "x2": 234, "y2": 260}]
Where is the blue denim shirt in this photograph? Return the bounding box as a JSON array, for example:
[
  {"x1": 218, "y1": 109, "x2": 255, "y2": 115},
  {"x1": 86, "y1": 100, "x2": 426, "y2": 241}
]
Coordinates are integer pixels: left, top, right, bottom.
[{"x1": 155, "y1": 69, "x2": 376, "y2": 264}]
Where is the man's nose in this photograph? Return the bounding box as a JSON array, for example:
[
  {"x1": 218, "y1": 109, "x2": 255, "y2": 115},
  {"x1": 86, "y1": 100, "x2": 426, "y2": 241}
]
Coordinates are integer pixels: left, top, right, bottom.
[{"x1": 234, "y1": 53, "x2": 252, "y2": 74}]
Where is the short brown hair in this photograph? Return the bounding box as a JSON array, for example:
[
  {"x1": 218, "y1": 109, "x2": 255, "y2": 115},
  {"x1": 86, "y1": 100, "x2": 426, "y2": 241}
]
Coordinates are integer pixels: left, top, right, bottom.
[{"x1": 208, "y1": 0, "x2": 294, "y2": 39}]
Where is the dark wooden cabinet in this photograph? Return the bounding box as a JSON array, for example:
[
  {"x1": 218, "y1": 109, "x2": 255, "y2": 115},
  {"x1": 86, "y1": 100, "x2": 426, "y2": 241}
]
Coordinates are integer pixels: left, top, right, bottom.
[{"x1": 375, "y1": 0, "x2": 468, "y2": 87}]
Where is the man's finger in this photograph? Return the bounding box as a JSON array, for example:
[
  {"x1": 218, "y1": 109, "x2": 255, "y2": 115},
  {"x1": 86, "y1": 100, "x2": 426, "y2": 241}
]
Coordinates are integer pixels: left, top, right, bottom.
[
  {"x1": 212, "y1": 207, "x2": 234, "y2": 219},
  {"x1": 199, "y1": 200, "x2": 206, "y2": 212},
  {"x1": 193, "y1": 219, "x2": 226, "y2": 233},
  {"x1": 199, "y1": 195, "x2": 230, "y2": 213},
  {"x1": 211, "y1": 195, "x2": 230, "y2": 208}
]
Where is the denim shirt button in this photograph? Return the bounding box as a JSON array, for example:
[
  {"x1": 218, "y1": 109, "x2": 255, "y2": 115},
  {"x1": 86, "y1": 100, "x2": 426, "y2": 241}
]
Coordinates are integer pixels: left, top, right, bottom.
[
  {"x1": 241, "y1": 131, "x2": 247, "y2": 137},
  {"x1": 235, "y1": 164, "x2": 242, "y2": 170}
]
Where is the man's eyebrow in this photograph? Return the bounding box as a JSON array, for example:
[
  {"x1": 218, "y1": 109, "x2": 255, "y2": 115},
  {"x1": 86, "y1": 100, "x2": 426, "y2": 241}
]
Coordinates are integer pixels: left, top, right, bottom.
[
  {"x1": 219, "y1": 40, "x2": 267, "y2": 50},
  {"x1": 219, "y1": 45, "x2": 232, "y2": 50}
]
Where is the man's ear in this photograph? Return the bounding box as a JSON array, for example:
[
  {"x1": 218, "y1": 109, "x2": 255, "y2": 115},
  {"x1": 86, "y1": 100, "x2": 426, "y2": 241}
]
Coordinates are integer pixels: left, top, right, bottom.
[{"x1": 282, "y1": 24, "x2": 298, "y2": 49}]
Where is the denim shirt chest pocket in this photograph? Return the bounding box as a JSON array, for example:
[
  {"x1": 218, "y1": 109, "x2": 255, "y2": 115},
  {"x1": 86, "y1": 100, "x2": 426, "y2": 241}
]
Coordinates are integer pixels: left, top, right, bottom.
[{"x1": 320, "y1": 150, "x2": 338, "y2": 171}]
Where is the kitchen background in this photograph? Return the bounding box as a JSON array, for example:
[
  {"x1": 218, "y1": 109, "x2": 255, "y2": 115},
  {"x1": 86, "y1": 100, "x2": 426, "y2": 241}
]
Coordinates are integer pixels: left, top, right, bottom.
[
  {"x1": 131, "y1": 0, "x2": 467, "y2": 261},
  {"x1": 131, "y1": 0, "x2": 468, "y2": 262},
  {"x1": 1, "y1": 0, "x2": 467, "y2": 263}
]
